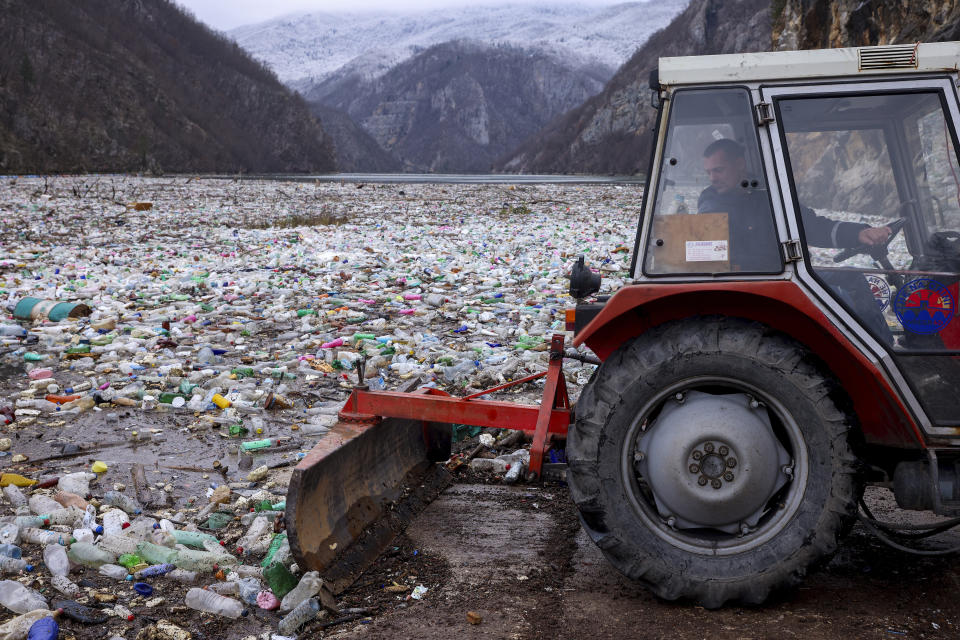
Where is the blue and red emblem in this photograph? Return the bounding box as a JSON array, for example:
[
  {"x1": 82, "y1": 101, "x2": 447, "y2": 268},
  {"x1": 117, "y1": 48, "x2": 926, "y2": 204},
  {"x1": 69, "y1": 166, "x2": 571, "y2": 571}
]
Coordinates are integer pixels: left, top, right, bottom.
[{"x1": 893, "y1": 278, "x2": 956, "y2": 334}]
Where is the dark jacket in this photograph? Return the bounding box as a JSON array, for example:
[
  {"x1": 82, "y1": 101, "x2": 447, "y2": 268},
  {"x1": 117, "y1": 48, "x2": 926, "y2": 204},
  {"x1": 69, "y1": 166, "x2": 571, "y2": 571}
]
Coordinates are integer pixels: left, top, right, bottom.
[{"x1": 697, "y1": 185, "x2": 867, "y2": 271}]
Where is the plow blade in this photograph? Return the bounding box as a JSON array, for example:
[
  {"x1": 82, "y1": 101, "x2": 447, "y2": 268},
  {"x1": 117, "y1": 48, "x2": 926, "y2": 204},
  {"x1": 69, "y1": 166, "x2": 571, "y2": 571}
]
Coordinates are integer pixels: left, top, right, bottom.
[{"x1": 286, "y1": 416, "x2": 451, "y2": 594}]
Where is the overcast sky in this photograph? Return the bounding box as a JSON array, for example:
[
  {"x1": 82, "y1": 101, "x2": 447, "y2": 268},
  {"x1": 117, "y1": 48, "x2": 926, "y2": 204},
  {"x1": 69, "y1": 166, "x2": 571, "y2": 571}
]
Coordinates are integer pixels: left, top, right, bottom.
[{"x1": 174, "y1": 0, "x2": 626, "y2": 31}]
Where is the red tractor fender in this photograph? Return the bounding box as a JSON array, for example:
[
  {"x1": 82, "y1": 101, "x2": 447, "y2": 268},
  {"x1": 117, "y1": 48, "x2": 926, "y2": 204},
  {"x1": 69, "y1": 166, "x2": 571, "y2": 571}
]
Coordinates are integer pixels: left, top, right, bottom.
[{"x1": 573, "y1": 281, "x2": 925, "y2": 449}]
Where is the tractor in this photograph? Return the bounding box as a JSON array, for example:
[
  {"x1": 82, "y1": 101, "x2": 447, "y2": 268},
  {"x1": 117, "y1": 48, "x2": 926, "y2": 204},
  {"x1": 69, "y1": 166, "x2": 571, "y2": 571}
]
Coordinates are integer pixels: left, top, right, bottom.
[{"x1": 287, "y1": 42, "x2": 960, "y2": 607}]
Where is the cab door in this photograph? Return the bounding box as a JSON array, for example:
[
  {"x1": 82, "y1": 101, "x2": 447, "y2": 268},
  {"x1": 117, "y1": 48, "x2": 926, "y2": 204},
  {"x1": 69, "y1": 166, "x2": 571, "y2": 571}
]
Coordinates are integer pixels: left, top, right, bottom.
[{"x1": 763, "y1": 78, "x2": 960, "y2": 433}]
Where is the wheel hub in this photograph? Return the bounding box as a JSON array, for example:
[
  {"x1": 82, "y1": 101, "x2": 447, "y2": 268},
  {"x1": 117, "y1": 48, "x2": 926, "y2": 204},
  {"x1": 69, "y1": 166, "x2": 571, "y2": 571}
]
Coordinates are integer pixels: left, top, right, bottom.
[{"x1": 636, "y1": 391, "x2": 791, "y2": 534}]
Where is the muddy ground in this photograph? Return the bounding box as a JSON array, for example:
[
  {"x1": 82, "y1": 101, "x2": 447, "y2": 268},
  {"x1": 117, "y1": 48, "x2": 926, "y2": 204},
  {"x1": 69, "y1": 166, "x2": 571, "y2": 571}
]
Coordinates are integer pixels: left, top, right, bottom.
[{"x1": 327, "y1": 481, "x2": 960, "y2": 640}]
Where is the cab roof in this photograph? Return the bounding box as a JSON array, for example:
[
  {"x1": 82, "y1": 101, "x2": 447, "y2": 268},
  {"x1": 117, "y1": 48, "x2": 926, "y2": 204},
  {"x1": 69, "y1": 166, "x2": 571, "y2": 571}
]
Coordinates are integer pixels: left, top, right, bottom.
[{"x1": 659, "y1": 42, "x2": 960, "y2": 86}]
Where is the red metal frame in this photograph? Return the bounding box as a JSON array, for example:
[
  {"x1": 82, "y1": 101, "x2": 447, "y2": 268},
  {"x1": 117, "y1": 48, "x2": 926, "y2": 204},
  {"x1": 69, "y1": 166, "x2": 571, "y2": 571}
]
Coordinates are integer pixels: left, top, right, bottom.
[{"x1": 339, "y1": 334, "x2": 571, "y2": 477}]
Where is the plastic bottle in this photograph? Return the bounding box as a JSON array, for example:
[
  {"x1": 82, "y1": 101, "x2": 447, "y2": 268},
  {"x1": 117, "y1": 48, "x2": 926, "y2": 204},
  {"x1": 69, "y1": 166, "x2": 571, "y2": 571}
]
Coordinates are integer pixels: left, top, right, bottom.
[
  {"x1": 57, "y1": 473, "x2": 96, "y2": 496},
  {"x1": 19, "y1": 529, "x2": 66, "y2": 546},
  {"x1": 175, "y1": 549, "x2": 237, "y2": 572},
  {"x1": 278, "y1": 597, "x2": 320, "y2": 635},
  {"x1": 81, "y1": 505, "x2": 101, "y2": 534},
  {"x1": 102, "y1": 510, "x2": 129, "y2": 536},
  {"x1": 279, "y1": 571, "x2": 323, "y2": 612},
  {"x1": 28, "y1": 495, "x2": 60, "y2": 516},
  {"x1": 0, "y1": 523, "x2": 19, "y2": 545},
  {"x1": 0, "y1": 325, "x2": 26, "y2": 337},
  {"x1": 235, "y1": 577, "x2": 262, "y2": 605},
  {"x1": 0, "y1": 610, "x2": 55, "y2": 639},
  {"x1": 150, "y1": 528, "x2": 177, "y2": 548},
  {"x1": 43, "y1": 545, "x2": 69, "y2": 577},
  {"x1": 13, "y1": 516, "x2": 47, "y2": 530},
  {"x1": 135, "y1": 541, "x2": 178, "y2": 565},
  {"x1": 172, "y1": 530, "x2": 218, "y2": 549},
  {"x1": 184, "y1": 588, "x2": 245, "y2": 618},
  {"x1": 98, "y1": 564, "x2": 129, "y2": 580},
  {"x1": 43, "y1": 507, "x2": 85, "y2": 527},
  {"x1": 133, "y1": 563, "x2": 174, "y2": 579},
  {"x1": 102, "y1": 492, "x2": 141, "y2": 515},
  {"x1": 166, "y1": 568, "x2": 198, "y2": 584},
  {"x1": 237, "y1": 516, "x2": 271, "y2": 552},
  {"x1": 0, "y1": 580, "x2": 47, "y2": 613},
  {"x1": 0, "y1": 557, "x2": 27, "y2": 574},
  {"x1": 50, "y1": 574, "x2": 79, "y2": 597},
  {"x1": 71, "y1": 529, "x2": 94, "y2": 544},
  {"x1": 0, "y1": 544, "x2": 22, "y2": 560},
  {"x1": 96, "y1": 534, "x2": 139, "y2": 556},
  {"x1": 3, "y1": 485, "x2": 30, "y2": 513},
  {"x1": 113, "y1": 603, "x2": 134, "y2": 622},
  {"x1": 67, "y1": 542, "x2": 116, "y2": 568}
]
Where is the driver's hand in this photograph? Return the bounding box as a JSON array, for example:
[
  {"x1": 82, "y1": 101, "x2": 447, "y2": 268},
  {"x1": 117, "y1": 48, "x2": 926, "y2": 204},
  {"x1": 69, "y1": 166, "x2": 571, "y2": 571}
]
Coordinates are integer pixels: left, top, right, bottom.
[{"x1": 858, "y1": 226, "x2": 891, "y2": 246}]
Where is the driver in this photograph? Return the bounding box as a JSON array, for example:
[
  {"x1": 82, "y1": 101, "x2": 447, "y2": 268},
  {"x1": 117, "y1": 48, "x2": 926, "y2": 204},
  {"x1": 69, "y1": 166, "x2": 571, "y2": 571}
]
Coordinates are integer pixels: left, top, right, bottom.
[
  {"x1": 699, "y1": 139, "x2": 891, "y2": 266},
  {"x1": 699, "y1": 139, "x2": 893, "y2": 341}
]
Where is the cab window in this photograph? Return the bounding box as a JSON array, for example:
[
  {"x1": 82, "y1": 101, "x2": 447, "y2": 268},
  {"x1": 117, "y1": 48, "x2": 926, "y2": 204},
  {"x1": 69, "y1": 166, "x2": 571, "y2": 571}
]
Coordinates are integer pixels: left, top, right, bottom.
[{"x1": 644, "y1": 88, "x2": 782, "y2": 275}]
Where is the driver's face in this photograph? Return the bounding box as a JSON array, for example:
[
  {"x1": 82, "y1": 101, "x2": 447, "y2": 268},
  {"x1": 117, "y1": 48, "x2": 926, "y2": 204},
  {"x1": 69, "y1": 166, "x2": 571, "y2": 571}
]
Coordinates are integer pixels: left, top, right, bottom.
[{"x1": 703, "y1": 150, "x2": 745, "y2": 194}]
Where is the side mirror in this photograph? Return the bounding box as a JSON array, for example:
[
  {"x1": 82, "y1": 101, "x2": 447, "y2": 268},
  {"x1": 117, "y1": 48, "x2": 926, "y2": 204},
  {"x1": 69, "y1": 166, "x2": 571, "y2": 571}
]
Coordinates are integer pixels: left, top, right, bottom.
[{"x1": 569, "y1": 256, "x2": 601, "y2": 300}]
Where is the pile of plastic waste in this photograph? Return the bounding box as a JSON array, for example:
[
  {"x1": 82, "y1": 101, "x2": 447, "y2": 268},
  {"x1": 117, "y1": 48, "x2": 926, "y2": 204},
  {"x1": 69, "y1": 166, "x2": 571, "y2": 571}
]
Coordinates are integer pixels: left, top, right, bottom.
[{"x1": 0, "y1": 175, "x2": 635, "y2": 637}]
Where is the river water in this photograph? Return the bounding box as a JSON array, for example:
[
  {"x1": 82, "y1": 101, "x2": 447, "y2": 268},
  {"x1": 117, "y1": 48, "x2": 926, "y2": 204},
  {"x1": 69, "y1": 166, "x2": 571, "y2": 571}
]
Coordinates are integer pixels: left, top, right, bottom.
[{"x1": 244, "y1": 172, "x2": 645, "y2": 185}]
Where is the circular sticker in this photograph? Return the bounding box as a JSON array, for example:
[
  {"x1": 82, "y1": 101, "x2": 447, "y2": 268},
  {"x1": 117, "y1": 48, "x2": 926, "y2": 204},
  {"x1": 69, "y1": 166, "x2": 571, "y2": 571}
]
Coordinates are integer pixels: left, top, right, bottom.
[
  {"x1": 893, "y1": 278, "x2": 956, "y2": 334},
  {"x1": 865, "y1": 275, "x2": 891, "y2": 311}
]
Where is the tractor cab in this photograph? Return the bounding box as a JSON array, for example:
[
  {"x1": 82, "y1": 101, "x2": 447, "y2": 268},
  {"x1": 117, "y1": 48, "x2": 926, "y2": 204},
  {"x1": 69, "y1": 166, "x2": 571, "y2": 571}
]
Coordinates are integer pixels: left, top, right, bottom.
[{"x1": 616, "y1": 43, "x2": 960, "y2": 436}]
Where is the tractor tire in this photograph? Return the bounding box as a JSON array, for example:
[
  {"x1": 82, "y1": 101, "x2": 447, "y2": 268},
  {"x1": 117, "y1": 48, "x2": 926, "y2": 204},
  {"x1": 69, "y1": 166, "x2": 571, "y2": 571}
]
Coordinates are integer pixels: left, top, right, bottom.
[{"x1": 567, "y1": 317, "x2": 860, "y2": 607}]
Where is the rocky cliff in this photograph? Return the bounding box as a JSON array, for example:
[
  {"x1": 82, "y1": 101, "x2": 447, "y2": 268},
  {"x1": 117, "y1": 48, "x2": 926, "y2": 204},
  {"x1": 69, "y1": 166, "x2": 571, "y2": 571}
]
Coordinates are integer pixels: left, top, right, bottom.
[
  {"x1": 0, "y1": 0, "x2": 335, "y2": 174},
  {"x1": 311, "y1": 40, "x2": 609, "y2": 173},
  {"x1": 773, "y1": 0, "x2": 960, "y2": 49},
  {"x1": 308, "y1": 104, "x2": 401, "y2": 173},
  {"x1": 498, "y1": 0, "x2": 771, "y2": 175}
]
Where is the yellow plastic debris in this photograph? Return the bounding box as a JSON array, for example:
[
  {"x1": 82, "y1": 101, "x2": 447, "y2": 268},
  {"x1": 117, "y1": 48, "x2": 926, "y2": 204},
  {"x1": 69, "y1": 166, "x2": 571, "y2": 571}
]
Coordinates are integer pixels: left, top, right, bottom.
[
  {"x1": 91, "y1": 461, "x2": 108, "y2": 473},
  {"x1": 0, "y1": 473, "x2": 36, "y2": 487}
]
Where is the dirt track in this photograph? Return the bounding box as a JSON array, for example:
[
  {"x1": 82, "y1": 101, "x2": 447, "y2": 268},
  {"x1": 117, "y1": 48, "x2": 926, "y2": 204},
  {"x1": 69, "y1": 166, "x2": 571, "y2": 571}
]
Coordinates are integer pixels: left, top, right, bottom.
[{"x1": 329, "y1": 483, "x2": 959, "y2": 640}]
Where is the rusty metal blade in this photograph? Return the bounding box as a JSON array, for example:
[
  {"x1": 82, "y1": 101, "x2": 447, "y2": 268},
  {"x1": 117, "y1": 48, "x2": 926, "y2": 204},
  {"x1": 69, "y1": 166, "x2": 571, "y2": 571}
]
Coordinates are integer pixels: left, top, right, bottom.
[{"x1": 286, "y1": 417, "x2": 451, "y2": 594}]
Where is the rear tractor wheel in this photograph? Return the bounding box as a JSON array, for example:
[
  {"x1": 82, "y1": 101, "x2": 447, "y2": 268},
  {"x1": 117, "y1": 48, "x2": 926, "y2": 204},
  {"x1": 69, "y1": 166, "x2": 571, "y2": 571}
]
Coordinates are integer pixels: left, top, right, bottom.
[{"x1": 567, "y1": 317, "x2": 860, "y2": 607}]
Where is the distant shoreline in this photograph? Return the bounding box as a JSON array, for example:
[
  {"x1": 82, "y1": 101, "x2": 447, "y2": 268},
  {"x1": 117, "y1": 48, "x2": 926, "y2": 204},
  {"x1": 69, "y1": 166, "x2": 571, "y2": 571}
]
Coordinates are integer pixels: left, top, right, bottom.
[{"x1": 234, "y1": 173, "x2": 646, "y2": 185}]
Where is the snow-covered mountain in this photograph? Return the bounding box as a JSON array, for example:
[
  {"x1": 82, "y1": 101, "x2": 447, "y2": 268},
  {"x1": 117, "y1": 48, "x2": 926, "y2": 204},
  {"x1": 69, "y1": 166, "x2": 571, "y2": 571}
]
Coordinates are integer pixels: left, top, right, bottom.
[{"x1": 229, "y1": 2, "x2": 689, "y2": 87}]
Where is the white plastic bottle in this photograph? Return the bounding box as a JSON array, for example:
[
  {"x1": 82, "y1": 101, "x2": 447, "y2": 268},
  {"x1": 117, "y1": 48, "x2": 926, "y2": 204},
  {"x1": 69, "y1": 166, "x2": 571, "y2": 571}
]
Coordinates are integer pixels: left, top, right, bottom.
[
  {"x1": 98, "y1": 564, "x2": 130, "y2": 580},
  {"x1": 279, "y1": 571, "x2": 323, "y2": 613},
  {"x1": 0, "y1": 579, "x2": 48, "y2": 613},
  {"x1": 102, "y1": 509, "x2": 130, "y2": 536},
  {"x1": 19, "y1": 528, "x2": 66, "y2": 546},
  {"x1": 51, "y1": 574, "x2": 80, "y2": 597},
  {"x1": 0, "y1": 523, "x2": 20, "y2": 545},
  {"x1": 2, "y1": 486, "x2": 29, "y2": 514},
  {"x1": 184, "y1": 587, "x2": 245, "y2": 618},
  {"x1": 43, "y1": 544, "x2": 70, "y2": 577},
  {"x1": 0, "y1": 557, "x2": 27, "y2": 575},
  {"x1": 278, "y1": 597, "x2": 320, "y2": 635}
]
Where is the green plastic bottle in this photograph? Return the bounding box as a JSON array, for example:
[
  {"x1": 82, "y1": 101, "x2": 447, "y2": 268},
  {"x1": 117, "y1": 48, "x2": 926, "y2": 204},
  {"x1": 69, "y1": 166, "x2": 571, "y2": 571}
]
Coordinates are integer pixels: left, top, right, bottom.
[{"x1": 240, "y1": 439, "x2": 273, "y2": 451}]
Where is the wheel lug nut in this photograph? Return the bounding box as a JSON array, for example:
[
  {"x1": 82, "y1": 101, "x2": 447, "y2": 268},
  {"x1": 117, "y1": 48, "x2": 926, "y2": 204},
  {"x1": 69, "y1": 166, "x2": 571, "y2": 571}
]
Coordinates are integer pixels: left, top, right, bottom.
[
  {"x1": 727, "y1": 458, "x2": 737, "y2": 468},
  {"x1": 704, "y1": 442, "x2": 714, "y2": 453},
  {"x1": 674, "y1": 393, "x2": 685, "y2": 403},
  {"x1": 692, "y1": 450, "x2": 703, "y2": 461},
  {"x1": 666, "y1": 516, "x2": 676, "y2": 528},
  {"x1": 723, "y1": 471, "x2": 734, "y2": 482},
  {"x1": 711, "y1": 479, "x2": 721, "y2": 489},
  {"x1": 698, "y1": 476, "x2": 707, "y2": 486},
  {"x1": 719, "y1": 445, "x2": 729, "y2": 456},
  {"x1": 689, "y1": 464, "x2": 699, "y2": 474}
]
